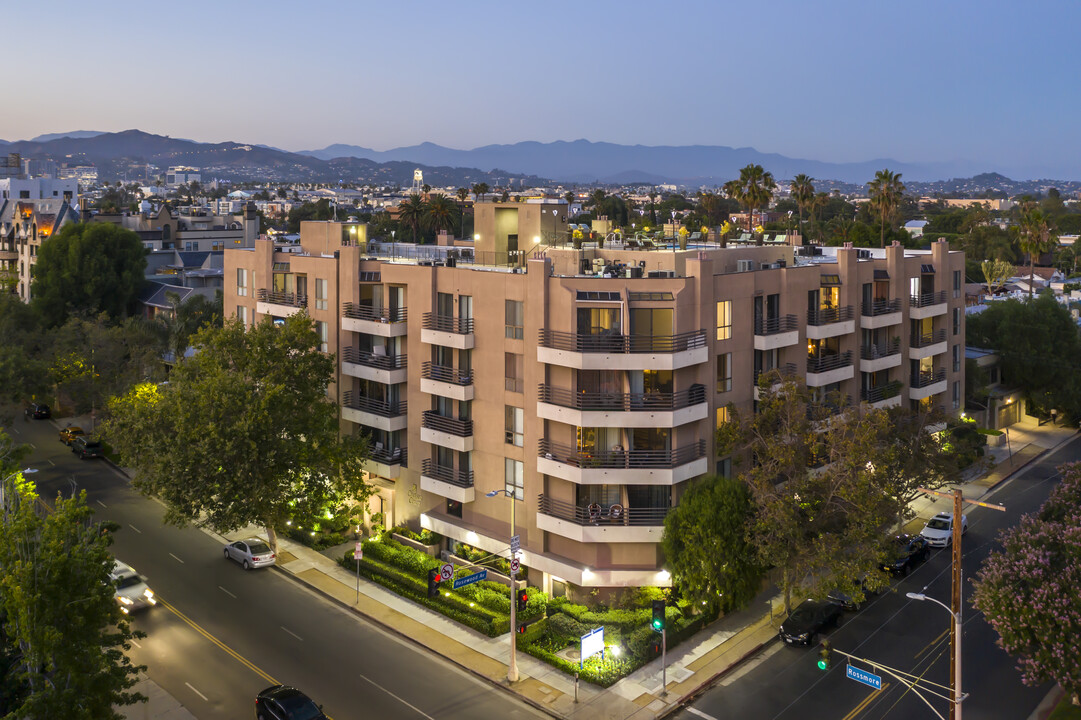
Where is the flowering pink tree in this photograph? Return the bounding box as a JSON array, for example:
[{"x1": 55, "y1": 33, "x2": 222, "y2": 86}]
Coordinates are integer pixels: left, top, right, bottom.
[{"x1": 972, "y1": 463, "x2": 1081, "y2": 704}]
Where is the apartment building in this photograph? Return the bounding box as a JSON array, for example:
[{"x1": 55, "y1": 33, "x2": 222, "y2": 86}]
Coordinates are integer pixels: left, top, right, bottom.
[
  {"x1": 224, "y1": 208, "x2": 965, "y2": 596},
  {"x1": 0, "y1": 197, "x2": 81, "y2": 299},
  {"x1": 92, "y1": 202, "x2": 260, "y2": 252}
]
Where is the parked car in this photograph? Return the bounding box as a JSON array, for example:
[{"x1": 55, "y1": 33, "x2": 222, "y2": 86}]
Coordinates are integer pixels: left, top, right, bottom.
[
  {"x1": 59, "y1": 425, "x2": 85, "y2": 445},
  {"x1": 827, "y1": 575, "x2": 878, "y2": 611},
  {"x1": 920, "y1": 512, "x2": 969, "y2": 548},
  {"x1": 255, "y1": 685, "x2": 327, "y2": 720},
  {"x1": 224, "y1": 538, "x2": 277, "y2": 570},
  {"x1": 72, "y1": 436, "x2": 104, "y2": 459},
  {"x1": 881, "y1": 534, "x2": 931, "y2": 575},
  {"x1": 25, "y1": 402, "x2": 50, "y2": 419},
  {"x1": 110, "y1": 560, "x2": 157, "y2": 614},
  {"x1": 778, "y1": 598, "x2": 843, "y2": 646}
]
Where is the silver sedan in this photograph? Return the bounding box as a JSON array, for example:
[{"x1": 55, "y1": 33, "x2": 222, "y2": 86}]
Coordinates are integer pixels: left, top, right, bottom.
[{"x1": 224, "y1": 538, "x2": 277, "y2": 570}]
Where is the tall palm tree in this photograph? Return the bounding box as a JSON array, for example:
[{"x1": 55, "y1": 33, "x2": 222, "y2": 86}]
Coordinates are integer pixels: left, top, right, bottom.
[
  {"x1": 725, "y1": 164, "x2": 777, "y2": 233},
  {"x1": 564, "y1": 191, "x2": 575, "y2": 206},
  {"x1": 790, "y1": 174, "x2": 815, "y2": 238},
  {"x1": 808, "y1": 192, "x2": 830, "y2": 242},
  {"x1": 1018, "y1": 206, "x2": 1057, "y2": 297},
  {"x1": 648, "y1": 187, "x2": 658, "y2": 226},
  {"x1": 398, "y1": 194, "x2": 425, "y2": 243},
  {"x1": 424, "y1": 195, "x2": 457, "y2": 238},
  {"x1": 722, "y1": 180, "x2": 744, "y2": 232},
  {"x1": 866, "y1": 169, "x2": 905, "y2": 248},
  {"x1": 455, "y1": 187, "x2": 470, "y2": 237},
  {"x1": 698, "y1": 192, "x2": 722, "y2": 227},
  {"x1": 471, "y1": 183, "x2": 489, "y2": 203}
]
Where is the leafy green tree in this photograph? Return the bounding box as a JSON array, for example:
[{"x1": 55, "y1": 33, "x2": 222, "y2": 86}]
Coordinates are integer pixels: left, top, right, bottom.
[
  {"x1": 0, "y1": 474, "x2": 146, "y2": 718},
  {"x1": 0, "y1": 295, "x2": 49, "y2": 411},
  {"x1": 867, "y1": 169, "x2": 906, "y2": 248},
  {"x1": 398, "y1": 194, "x2": 425, "y2": 243},
  {"x1": 161, "y1": 291, "x2": 224, "y2": 364},
  {"x1": 661, "y1": 475, "x2": 763, "y2": 613},
  {"x1": 31, "y1": 223, "x2": 147, "y2": 328},
  {"x1": 286, "y1": 200, "x2": 333, "y2": 233},
  {"x1": 982, "y1": 258, "x2": 1014, "y2": 294},
  {"x1": 100, "y1": 313, "x2": 371, "y2": 552}
]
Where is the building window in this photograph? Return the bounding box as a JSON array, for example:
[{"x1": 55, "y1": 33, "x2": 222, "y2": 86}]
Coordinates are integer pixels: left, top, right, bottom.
[
  {"x1": 505, "y1": 352, "x2": 523, "y2": 393},
  {"x1": 953, "y1": 307, "x2": 960, "y2": 336},
  {"x1": 952, "y1": 344, "x2": 960, "y2": 372},
  {"x1": 716, "y1": 457, "x2": 732, "y2": 478},
  {"x1": 236, "y1": 305, "x2": 247, "y2": 325},
  {"x1": 504, "y1": 458, "x2": 524, "y2": 501},
  {"x1": 953, "y1": 270, "x2": 962, "y2": 298},
  {"x1": 316, "y1": 320, "x2": 328, "y2": 353},
  {"x1": 716, "y1": 406, "x2": 730, "y2": 428},
  {"x1": 211, "y1": 240, "x2": 224, "y2": 251},
  {"x1": 505, "y1": 406, "x2": 524, "y2": 447},
  {"x1": 952, "y1": 381, "x2": 961, "y2": 410},
  {"x1": 505, "y1": 300, "x2": 523, "y2": 339},
  {"x1": 716, "y1": 352, "x2": 732, "y2": 393},
  {"x1": 716, "y1": 300, "x2": 732, "y2": 341},
  {"x1": 315, "y1": 278, "x2": 328, "y2": 310},
  {"x1": 236, "y1": 268, "x2": 247, "y2": 297}
]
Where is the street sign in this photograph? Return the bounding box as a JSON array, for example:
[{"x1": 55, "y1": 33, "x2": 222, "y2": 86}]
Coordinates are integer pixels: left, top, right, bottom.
[
  {"x1": 846, "y1": 664, "x2": 882, "y2": 690},
  {"x1": 452, "y1": 569, "x2": 487, "y2": 589},
  {"x1": 353, "y1": 542, "x2": 363, "y2": 560},
  {"x1": 439, "y1": 563, "x2": 454, "y2": 582},
  {"x1": 510, "y1": 534, "x2": 520, "y2": 554},
  {"x1": 510, "y1": 558, "x2": 521, "y2": 575}
]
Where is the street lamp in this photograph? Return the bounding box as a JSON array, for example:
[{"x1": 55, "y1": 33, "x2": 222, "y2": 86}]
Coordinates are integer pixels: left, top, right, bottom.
[
  {"x1": 485, "y1": 488, "x2": 519, "y2": 683},
  {"x1": 907, "y1": 591, "x2": 964, "y2": 719},
  {"x1": 1, "y1": 468, "x2": 39, "y2": 514}
]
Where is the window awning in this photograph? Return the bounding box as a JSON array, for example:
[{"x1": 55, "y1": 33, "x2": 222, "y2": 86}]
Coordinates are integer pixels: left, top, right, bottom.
[
  {"x1": 358, "y1": 272, "x2": 381, "y2": 282},
  {"x1": 820, "y1": 274, "x2": 841, "y2": 287},
  {"x1": 921, "y1": 264, "x2": 935, "y2": 274},
  {"x1": 874, "y1": 269, "x2": 890, "y2": 280},
  {"x1": 576, "y1": 291, "x2": 621, "y2": 301}
]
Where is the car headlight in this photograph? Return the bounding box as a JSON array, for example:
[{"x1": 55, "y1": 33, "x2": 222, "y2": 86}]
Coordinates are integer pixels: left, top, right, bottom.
[
  {"x1": 119, "y1": 596, "x2": 133, "y2": 605},
  {"x1": 797, "y1": 632, "x2": 810, "y2": 640}
]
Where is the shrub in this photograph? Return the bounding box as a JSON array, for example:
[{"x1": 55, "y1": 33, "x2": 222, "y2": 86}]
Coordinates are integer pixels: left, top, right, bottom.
[
  {"x1": 547, "y1": 596, "x2": 569, "y2": 615},
  {"x1": 548, "y1": 612, "x2": 589, "y2": 641},
  {"x1": 626, "y1": 625, "x2": 658, "y2": 659},
  {"x1": 515, "y1": 617, "x2": 548, "y2": 647},
  {"x1": 561, "y1": 603, "x2": 589, "y2": 621},
  {"x1": 579, "y1": 607, "x2": 650, "y2": 631}
]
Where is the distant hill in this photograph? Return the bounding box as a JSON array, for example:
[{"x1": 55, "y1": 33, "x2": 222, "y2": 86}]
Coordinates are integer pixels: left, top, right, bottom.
[{"x1": 30, "y1": 130, "x2": 106, "y2": 143}]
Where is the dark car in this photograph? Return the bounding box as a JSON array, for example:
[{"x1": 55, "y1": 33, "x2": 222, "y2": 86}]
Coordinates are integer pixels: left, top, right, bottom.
[
  {"x1": 255, "y1": 685, "x2": 327, "y2": 720},
  {"x1": 26, "y1": 402, "x2": 50, "y2": 419},
  {"x1": 778, "y1": 598, "x2": 843, "y2": 646},
  {"x1": 827, "y1": 575, "x2": 880, "y2": 611},
  {"x1": 881, "y1": 534, "x2": 930, "y2": 576},
  {"x1": 72, "y1": 437, "x2": 104, "y2": 459}
]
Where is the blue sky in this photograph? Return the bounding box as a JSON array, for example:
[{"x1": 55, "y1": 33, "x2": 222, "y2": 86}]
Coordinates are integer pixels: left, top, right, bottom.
[{"x1": 3, "y1": 0, "x2": 1078, "y2": 177}]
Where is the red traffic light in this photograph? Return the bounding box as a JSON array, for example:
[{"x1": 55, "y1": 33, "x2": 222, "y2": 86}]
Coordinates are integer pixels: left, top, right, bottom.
[{"x1": 517, "y1": 623, "x2": 527, "y2": 634}]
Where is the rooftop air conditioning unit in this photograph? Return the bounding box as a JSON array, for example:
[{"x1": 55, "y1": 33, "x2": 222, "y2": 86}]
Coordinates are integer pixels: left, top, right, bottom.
[
  {"x1": 761, "y1": 262, "x2": 773, "y2": 270},
  {"x1": 737, "y1": 259, "x2": 754, "y2": 273}
]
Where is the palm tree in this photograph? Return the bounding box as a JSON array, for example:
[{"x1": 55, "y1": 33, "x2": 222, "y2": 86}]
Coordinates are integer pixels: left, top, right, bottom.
[
  {"x1": 455, "y1": 187, "x2": 470, "y2": 236},
  {"x1": 398, "y1": 194, "x2": 425, "y2": 243},
  {"x1": 1017, "y1": 206, "x2": 1057, "y2": 297},
  {"x1": 867, "y1": 169, "x2": 905, "y2": 248},
  {"x1": 564, "y1": 191, "x2": 575, "y2": 206},
  {"x1": 424, "y1": 195, "x2": 457, "y2": 238},
  {"x1": 725, "y1": 164, "x2": 777, "y2": 233},
  {"x1": 698, "y1": 192, "x2": 722, "y2": 227},
  {"x1": 808, "y1": 192, "x2": 830, "y2": 242},
  {"x1": 790, "y1": 174, "x2": 815, "y2": 239},
  {"x1": 471, "y1": 183, "x2": 489, "y2": 203},
  {"x1": 648, "y1": 187, "x2": 658, "y2": 226}
]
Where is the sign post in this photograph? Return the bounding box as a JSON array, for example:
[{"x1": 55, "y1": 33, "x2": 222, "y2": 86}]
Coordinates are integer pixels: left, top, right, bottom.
[
  {"x1": 580, "y1": 627, "x2": 605, "y2": 668},
  {"x1": 353, "y1": 542, "x2": 363, "y2": 603}
]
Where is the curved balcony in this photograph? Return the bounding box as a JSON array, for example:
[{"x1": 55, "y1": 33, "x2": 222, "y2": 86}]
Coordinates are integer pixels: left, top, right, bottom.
[
  {"x1": 807, "y1": 305, "x2": 855, "y2": 339},
  {"x1": 537, "y1": 329, "x2": 707, "y2": 370},
  {"x1": 537, "y1": 438, "x2": 707, "y2": 486},
  {"x1": 753, "y1": 315, "x2": 799, "y2": 351},
  {"x1": 806, "y1": 350, "x2": 855, "y2": 387},
  {"x1": 341, "y1": 303, "x2": 408, "y2": 337},
  {"x1": 421, "y1": 459, "x2": 474, "y2": 503},
  {"x1": 422, "y1": 313, "x2": 474, "y2": 349},
  {"x1": 341, "y1": 391, "x2": 407, "y2": 432},
  {"x1": 536, "y1": 384, "x2": 707, "y2": 428},
  {"x1": 536, "y1": 494, "x2": 670, "y2": 543},
  {"x1": 421, "y1": 410, "x2": 474, "y2": 452},
  {"x1": 342, "y1": 347, "x2": 407, "y2": 384}
]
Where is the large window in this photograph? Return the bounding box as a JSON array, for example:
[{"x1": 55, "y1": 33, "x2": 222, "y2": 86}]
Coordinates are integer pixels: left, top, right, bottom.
[
  {"x1": 505, "y1": 300, "x2": 523, "y2": 339},
  {"x1": 953, "y1": 307, "x2": 961, "y2": 336},
  {"x1": 315, "y1": 278, "x2": 328, "y2": 310},
  {"x1": 316, "y1": 321, "x2": 328, "y2": 353},
  {"x1": 716, "y1": 406, "x2": 730, "y2": 428},
  {"x1": 236, "y1": 305, "x2": 247, "y2": 325},
  {"x1": 504, "y1": 458, "x2": 524, "y2": 501},
  {"x1": 716, "y1": 300, "x2": 731, "y2": 341},
  {"x1": 716, "y1": 352, "x2": 732, "y2": 393},
  {"x1": 505, "y1": 406, "x2": 524, "y2": 447},
  {"x1": 236, "y1": 268, "x2": 247, "y2": 297},
  {"x1": 630, "y1": 308, "x2": 673, "y2": 337},
  {"x1": 505, "y1": 352, "x2": 523, "y2": 393},
  {"x1": 953, "y1": 270, "x2": 962, "y2": 298},
  {"x1": 577, "y1": 307, "x2": 620, "y2": 335}
]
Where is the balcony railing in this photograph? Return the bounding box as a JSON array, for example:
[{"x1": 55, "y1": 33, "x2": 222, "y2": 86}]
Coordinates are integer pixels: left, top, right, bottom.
[
  {"x1": 421, "y1": 459, "x2": 474, "y2": 488},
  {"x1": 861, "y1": 298, "x2": 902, "y2": 316},
  {"x1": 538, "y1": 329, "x2": 707, "y2": 353},
  {"x1": 859, "y1": 339, "x2": 901, "y2": 360},
  {"x1": 910, "y1": 329, "x2": 947, "y2": 348},
  {"x1": 342, "y1": 347, "x2": 407, "y2": 370},
  {"x1": 753, "y1": 315, "x2": 799, "y2": 336},
  {"x1": 807, "y1": 305, "x2": 854, "y2": 326},
  {"x1": 422, "y1": 362, "x2": 473, "y2": 386},
  {"x1": 537, "y1": 494, "x2": 671, "y2": 526},
  {"x1": 370, "y1": 445, "x2": 406, "y2": 466},
  {"x1": 421, "y1": 410, "x2": 473, "y2": 437},
  {"x1": 911, "y1": 369, "x2": 947, "y2": 388},
  {"x1": 257, "y1": 289, "x2": 307, "y2": 308},
  {"x1": 341, "y1": 303, "x2": 407, "y2": 323},
  {"x1": 910, "y1": 291, "x2": 947, "y2": 308},
  {"x1": 423, "y1": 313, "x2": 474, "y2": 334},
  {"x1": 753, "y1": 363, "x2": 798, "y2": 385},
  {"x1": 538, "y1": 438, "x2": 706, "y2": 469},
  {"x1": 806, "y1": 351, "x2": 854, "y2": 374},
  {"x1": 860, "y1": 381, "x2": 904, "y2": 404},
  {"x1": 537, "y1": 384, "x2": 706, "y2": 411},
  {"x1": 341, "y1": 391, "x2": 407, "y2": 417}
]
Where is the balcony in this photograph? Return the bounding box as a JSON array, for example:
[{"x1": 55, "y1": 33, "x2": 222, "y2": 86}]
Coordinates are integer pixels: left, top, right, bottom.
[
  {"x1": 536, "y1": 383, "x2": 707, "y2": 428},
  {"x1": 860, "y1": 381, "x2": 903, "y2": 409},
  {"x1": 806, "y1": 351, "x2": 855, "y2": 386},
  {"x1": 806, "y1": 305, "x2": 855, "y2": 340},
  {"x1": 363, "y1": 445, "x2": 406, "y2": 479},
  {"x1": 910, "y1": 290, "x2": 948, "y2": 320},
  {"x1": 257, "y1": 289, "x2": 307, "y2": 318},
  {"x1": 341, "y1": 347, "x2": 408, "y2": 384},
  {"x1": 341, "y1": 391, "x2": 408, "y2": 432},
  {"x1": 909, "y1": 328, "x2": 947, "y2": 360},
  {"x1": 537, "y1": 438, "x2": 707, "y2": 485},
  {"x1": 421, "y1": 410, "x2": 474, "y2": 452},
  {"x1": 859, "y1": 338, "x2": 902, "y2": 372},
  {"x1": 753, "y1": 315, "x2": 800, "y2": 351},
  {"x1": 536, "y1": 494, "x2": 670, "y2": 543},
  {"x1": 341, "y1": 303, "x2": 408, "y2": 337},
  {"x1": 421, "y1": 313, "x2": 474, "y2": 349},
  {"x1": 753, "y1": 363, "x2": 797, "y2": 400},
  {"x1": 420, "y1": 362, "x2": 474, "y2": 401},
  {"x1": 538, "y1": 329, "x2": 707, "y2": 370},
  {"x1": 860, "y1": 298, "x2": 903, "y2": 329},
  {"x1": 909, "y1": 369, "x2": 947, "y2": 401},
  {"x1": 420, "y1": 459, "x2": 474, "y2": 503}
]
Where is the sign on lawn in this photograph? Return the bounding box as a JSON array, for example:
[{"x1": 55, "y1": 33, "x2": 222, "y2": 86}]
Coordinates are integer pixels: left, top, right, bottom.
[{"x1": 580, "y1": 627, "x2": 605, "y2": 667}]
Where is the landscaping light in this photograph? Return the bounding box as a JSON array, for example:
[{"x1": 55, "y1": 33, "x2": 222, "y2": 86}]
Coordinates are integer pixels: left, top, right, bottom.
[{"x1": 611, "y1": 646, "x2": 621, "y2": 657}]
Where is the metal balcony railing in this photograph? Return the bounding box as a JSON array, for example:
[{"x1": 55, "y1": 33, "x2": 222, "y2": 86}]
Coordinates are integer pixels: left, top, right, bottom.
[
  {"x1": 753, "y1": 363, "x2": 798, "y2": 385},
  {"x1": 421, "y1": 362, "x2": 473, "y2": 386},
  {"x1": 342, "y1": 347, "x2": 407, "y2": 370},
  {"x1": 421, "y1": 410, "x2": 474, "y2": 437},
  {"x1": 859, "y1": 339, "x2": 901, "y2": 360},
  {"x1": 537, "y1": 494, "x2": 671, "y2": 526},
  {"x1": 807, "y1": 305, "x2": 854, "y2": 326},
  {"x1": 537, "y1": 384, "x2": 706, "y2": 412},
  {"x1": 806, "y1": 351, "x2": 854, "y2": 374},
  {"x1": 538, "y1": 329, "x2": 706, "y2": 354},
  {"x1": 421, "y1": 459, "x2": 474, "y2": 488},
  {"x1": 370, "y1": 445, "x2": 406, "y2": 466},
  {"x1": 910, "y1": 291, "x2": 947, "y2": 308},
  {"x1": 753, "y1": 315, "x2": 799, "y2": 335},
  {"x1": 341, "y1": 304, "x2": 407, "y2": 323},
  {"x1": 538, "y1": 438, "x2": 706, "y2": 469},
  {"x1": 911, "y1": 369, "x2": 947, "y2": 388},
  {"x1": 861, "y1": 298, "x2": 901, "y2": 316},
  {"x1": 422, "y1": 313, "x2": 474, "y2": 334},
  {"x1": 910, "y1": 329, "x2": 947, "y2": 348},
  {"x1": 860, "y1": 381, "x2": 904, "y2": 404},
  {"x1": 341, "y1": 391, "x2": 407, "y2": 417},
  {"x1": 257, "y1": 289, "x2": 308, "y2": 308}
]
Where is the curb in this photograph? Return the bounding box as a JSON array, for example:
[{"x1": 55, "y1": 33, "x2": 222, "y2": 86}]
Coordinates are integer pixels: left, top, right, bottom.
[
  {"x1": 982, "y1": 431, "x2": 1080, "y2": 493},
  {"x1": 659, "y1": 636, "x2": 779, "y2": 719}
]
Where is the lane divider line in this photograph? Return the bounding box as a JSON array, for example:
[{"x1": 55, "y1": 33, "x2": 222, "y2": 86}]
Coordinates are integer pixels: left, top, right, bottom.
[
  {"x1": 169, "y1": 553, "x2": 184, "y2": 564},
  {"x1": 841, "y1": 681, "x2": 889, "y2": 720},
  {"x1": 218, "y1": 586, "x2": 236, "y2": 599},
  {"x1": 159, "y1": 598, "x2": 277, "y2": 685},
  {"x1": 185, "y1": 682, "x2": 208, "y2": 702},
  {"x1": 128, "y1": 524, "x2": 142, "y2": 534},
  {"x1": 687, "y1": 707, "x2": 720, "y2": 720},
  {"x1": 280, "y1": 626, "x2": 303, "y2": 642},
  {"x1": 914, "y1": 629, "x2": 949, "y2": 660},
  {"x1": 357, "y1": 672, "x2": 435, "y2": 720}
]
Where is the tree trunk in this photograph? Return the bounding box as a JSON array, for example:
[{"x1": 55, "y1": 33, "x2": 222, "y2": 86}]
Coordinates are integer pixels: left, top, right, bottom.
[
  {"x1": 880, "y1": 211, "x2": 887, "y2": 248},
  {"x1": 265, "y1": 523, "x2": 279, "y2": 555},
  {"x1": 783, "y1": 566, "x2": 792, "y2": 614},
  {"x1": 1030, "y1": 259, "x2": 1035, "y2": 297}
]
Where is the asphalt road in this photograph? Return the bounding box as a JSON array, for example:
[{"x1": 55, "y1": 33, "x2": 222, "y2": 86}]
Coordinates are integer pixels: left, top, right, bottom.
[
  {"x1": 6, "y1": 418, "x2": 546, "y2": 720},
  {"x1": 675, "y1": 434, "x2": 1080, "y2": 720}
]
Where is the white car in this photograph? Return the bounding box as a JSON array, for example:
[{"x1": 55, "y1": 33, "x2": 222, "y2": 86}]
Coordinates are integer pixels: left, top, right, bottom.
[
  {"x1": 110, "y1": 560, "x2": 157, "y2": 614},
  {"x1": 920, "y1": 512, "x2": 968, "y2": 547},
  {"x1": 224, "y1": 538, "x2": 277, "y2": 570}
]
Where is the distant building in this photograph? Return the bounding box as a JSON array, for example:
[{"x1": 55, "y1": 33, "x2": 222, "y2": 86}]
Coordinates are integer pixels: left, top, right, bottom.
[
  {"x1": 0, "y1": 198, "x2": 81, "y2": 300},
  {"x1": 166, "y1": 166, "x2": 201, "y2": 187},
  {"x1": 904, "y1": 220, "x2": 928, "y2": 238},
  {"x1": 0, "y1": 153, "x2": 22, "y2": 180},
  {"x1": 0, "y1": 177, "x2": 77, "y2": 203},
  {"x1": 919, "y1": 197, "x2": 1016, "y2": 212},
  {"x1": 90, "y1": 202, "x2": 260, "y2": 252}
]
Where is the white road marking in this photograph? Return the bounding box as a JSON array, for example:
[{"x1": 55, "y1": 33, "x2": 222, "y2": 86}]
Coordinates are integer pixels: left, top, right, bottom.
[
  {"x1": 219, "y1": 586, "x2": 236, "y2": 599},
  {"x1": 280, "y1": 626, "x2": 303, "y2": 642},
  {"x1": 169, "y1": 553, "x2": 184, "y2": 564},
  {"x1": 46, "y1": 459, "x2": 54, "y2": 466},
  {"x1": 686, "y1": 708, "x2": 719, "y2": 720},
  {"x1": 185, "y1": 682, "x2": 208, "y2": 702},
  {"x1": 128, "y1": 524, "x2": 142, "y2": 534},
  {"x1": 357, "y1": 673, "x2": 435, "y2": 720},
  {"x1": 131, "y1": 639, "x2": 142, "y2": 649},
  {"x1": 96, "y1": 500, "x2": 107, "y2": 508}
]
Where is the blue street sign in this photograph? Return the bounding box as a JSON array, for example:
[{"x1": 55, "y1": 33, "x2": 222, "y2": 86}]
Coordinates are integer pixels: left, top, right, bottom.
[
  {"x1": 846, "y1": 664, "x2": 883, "y2": 690},
  {"x1": 452, "y1": 569, "x2": 487, "y2": 589}
]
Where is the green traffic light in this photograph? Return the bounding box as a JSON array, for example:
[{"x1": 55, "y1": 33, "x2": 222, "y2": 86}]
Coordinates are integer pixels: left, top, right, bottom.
[
  {"x1": 817, "y1": 659, "x2": 828, "y2": 670},
  {"x1": 652, "y1": 618, "x2": 663, "y2": 630}
]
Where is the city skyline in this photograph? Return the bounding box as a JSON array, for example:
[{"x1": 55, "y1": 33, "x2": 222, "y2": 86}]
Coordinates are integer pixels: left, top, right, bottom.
[{"x1": 2, "y1": 1, "x2": 1079, "y2": 179}]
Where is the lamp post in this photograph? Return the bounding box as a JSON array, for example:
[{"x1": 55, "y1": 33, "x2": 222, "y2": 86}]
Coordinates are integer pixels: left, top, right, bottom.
[
  {"x1": 485, "y1": 488, "x2": 519, "y2": 683},
  {"x1": 907, "y1": 591, "x2": 963, "y2": 720},
  {"x1": 1, "y1": 468, "x2": 39, "y2": 515}
]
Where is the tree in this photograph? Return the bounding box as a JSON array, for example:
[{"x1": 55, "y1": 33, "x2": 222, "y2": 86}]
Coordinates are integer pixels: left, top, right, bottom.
[
  {"x1": 398, "y1": 194, "x2": 425, "y2": 243},
  {"x1": 867, "y1": 169, "x2": 905, "y2": 248},
  {"x1": 100, "y1": 313, "x2": 371, "y2": 553},
  {"x1": 423, "y1": 195, "x2": 457, "y2": 238},
  {"x1": 972, "y1": 462, "x2": 1081, "y2": 705},
  {"x1": 723, "y1": 165, "x2": 777, "y2": 233},
  {"x1": 471, "y1": 183, "x2": 489, "y2": 203},
  {"x1": 790, "y1": 174, "x2": 815, "y2": 238},
  {"x1": 661, "y1": 475, "x2": 764, "y2": 613},
  {"x1": 0, "y1": 473, "x2": 146, "y2": 718},
  {"x1": 1017, "y1": 206, "x2": 1057, "y2": 297},
  {"x1": 161, "y1": 291, "x2": 224, "y2": 364},
  {"x1": 31, "y1": 223, "x2": 147, "y2": 328},
  {"x1": 982, "y1": 258, "x2": 1014, "y2": 294}
]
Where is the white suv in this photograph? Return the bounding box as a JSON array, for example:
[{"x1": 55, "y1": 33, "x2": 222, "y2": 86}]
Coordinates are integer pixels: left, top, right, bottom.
[
  {"x1": 920, "y1": 512, "x2": 968, "y2": 548},
  {"x1": 110, "y1": 560, "x2": 157, "y2": 614}
]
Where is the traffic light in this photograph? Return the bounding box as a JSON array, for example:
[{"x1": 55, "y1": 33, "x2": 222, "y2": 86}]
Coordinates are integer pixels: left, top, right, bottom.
[
  {"x1": 517, "y1": 623, "x2": 527, "y2": 635},
  {"x1": 817, "y1": 640, "x2": 832, "y2": 671},
  {"x1": 651, "y1": 600, "x2": 665, "y2": 632},
  {"x1": 516, "y1": 588, "x2": 529, "y2": 613},
  {"x1": 427, "y1": 568, "x2": 440, "y2": 599}
]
